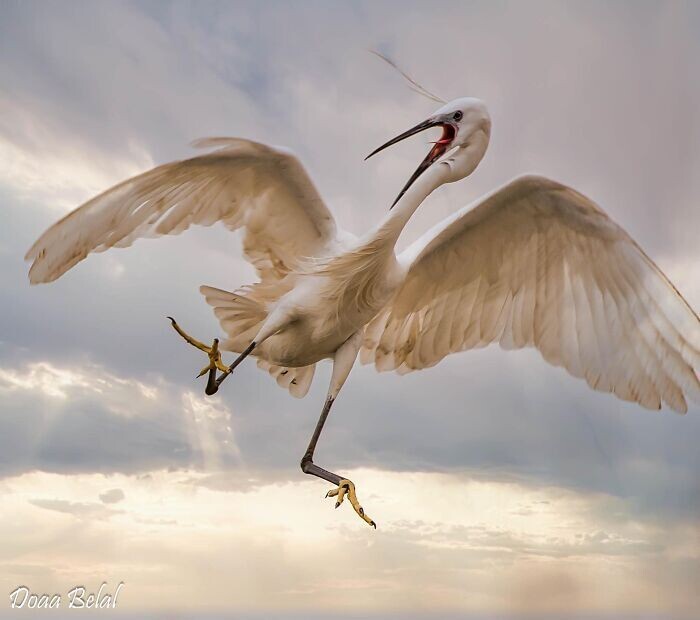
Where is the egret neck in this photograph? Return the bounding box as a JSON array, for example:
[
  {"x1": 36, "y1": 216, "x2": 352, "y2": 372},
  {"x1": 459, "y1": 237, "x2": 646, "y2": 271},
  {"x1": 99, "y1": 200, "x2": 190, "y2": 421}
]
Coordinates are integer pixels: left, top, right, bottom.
[
  {"x1": 372, "y1": 161, "x2": 452, "y2": 245},
  {"x1": 372, "y1": 132, "x2": 489, "y2": 246}
]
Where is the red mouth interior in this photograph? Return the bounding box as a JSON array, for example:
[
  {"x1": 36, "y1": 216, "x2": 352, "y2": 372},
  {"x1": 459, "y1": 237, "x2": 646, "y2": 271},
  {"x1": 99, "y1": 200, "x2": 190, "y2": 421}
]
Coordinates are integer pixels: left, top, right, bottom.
[
  {"x1": 438, "y1": 123, "x2": 456, "y2": 144},
  {"x1": 427, "y1": 123, "x2": 456, "y2": 162}
]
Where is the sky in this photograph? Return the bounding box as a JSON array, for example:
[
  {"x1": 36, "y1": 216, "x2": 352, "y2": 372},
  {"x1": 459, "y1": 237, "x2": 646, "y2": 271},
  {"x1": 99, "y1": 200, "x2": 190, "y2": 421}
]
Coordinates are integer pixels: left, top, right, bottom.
[{"x1": 1, "y1": 1, "x2": 699, "y2": 618}]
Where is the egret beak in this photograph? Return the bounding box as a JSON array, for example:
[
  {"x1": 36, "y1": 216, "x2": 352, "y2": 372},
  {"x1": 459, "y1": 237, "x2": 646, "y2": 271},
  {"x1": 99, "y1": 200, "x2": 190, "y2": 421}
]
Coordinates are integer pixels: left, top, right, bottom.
[{"x1": 366, "y1": 116, "x2": 455, "y2": 209}]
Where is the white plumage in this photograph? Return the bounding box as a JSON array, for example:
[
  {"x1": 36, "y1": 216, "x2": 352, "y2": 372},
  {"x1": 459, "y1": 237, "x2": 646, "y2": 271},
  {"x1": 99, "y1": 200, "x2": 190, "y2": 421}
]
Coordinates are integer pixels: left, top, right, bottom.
[
  {"x1": 25, "y1": 101, "x2": 699, "y2": 411},
  {"x1": 26, "y1": 138, "x2": 345, "y2": 285},
  {"x1": 26, "y1": 96, "x2": 699, "y2": 525},
  {"x1": 362, "y1": 175, "x2": 699, "y2": 412}
]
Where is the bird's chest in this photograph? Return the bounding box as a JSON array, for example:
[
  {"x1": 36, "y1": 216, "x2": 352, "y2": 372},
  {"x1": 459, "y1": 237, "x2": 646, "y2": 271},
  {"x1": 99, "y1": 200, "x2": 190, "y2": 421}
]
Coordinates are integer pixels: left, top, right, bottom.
[
  {"x1": 315, "y1": 258, "x2": 400, "y2": 336},
  {"x1": 263, "y1": 255, "x2": 401, "y2": 366}
]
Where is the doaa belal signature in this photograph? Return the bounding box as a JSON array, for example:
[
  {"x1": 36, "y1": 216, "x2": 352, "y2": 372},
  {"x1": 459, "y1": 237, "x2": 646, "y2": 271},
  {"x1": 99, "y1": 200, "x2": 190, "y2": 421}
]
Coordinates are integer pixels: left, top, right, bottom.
[{"x1": 9, "y1": 582, "x2": 124, "y2": 609}]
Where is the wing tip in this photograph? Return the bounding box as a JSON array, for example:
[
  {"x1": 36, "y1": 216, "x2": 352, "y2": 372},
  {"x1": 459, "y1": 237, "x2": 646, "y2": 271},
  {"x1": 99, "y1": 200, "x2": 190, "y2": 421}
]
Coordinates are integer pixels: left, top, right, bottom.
[
  {"x1": 26, "y1": 262, "x2": 49, "y2": 285},
  {"x1": 199, "y1": 284, "x2": 232, "y2": 299}
]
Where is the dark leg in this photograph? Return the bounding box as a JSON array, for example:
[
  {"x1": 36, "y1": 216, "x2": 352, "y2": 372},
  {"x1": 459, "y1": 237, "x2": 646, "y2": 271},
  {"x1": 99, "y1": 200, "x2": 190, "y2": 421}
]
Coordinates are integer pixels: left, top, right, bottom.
[
  {"x1": 205, "y1": 341, "x2": 256, "y2": 395},
  {"x1": 295, "y1": 331, "x2": 375, "y2": 527},
  {"x1": 169, "y1": 310, "x2": 287, "y2": 397},
  {"x1": 299, "y1": 392, "x2": 376, "y2": 528},
  {"x1": 300, "y1": 396, "x2": 342, "y2": 486}
]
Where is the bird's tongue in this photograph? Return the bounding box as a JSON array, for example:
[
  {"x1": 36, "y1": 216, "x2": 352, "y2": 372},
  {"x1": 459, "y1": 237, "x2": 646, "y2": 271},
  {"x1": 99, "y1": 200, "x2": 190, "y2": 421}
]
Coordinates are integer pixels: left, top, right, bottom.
[
  {"x1": 387, "y1": 124, "x2": 457, "y2": 210},
  {"x1": 427, "y1": 124, "x2": 455, "y2": 162}
]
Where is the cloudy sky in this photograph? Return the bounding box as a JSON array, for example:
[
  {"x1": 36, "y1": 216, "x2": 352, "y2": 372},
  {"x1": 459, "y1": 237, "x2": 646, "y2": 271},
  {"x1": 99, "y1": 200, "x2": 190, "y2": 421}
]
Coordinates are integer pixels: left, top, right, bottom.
[{"x1": 1, "y1": 1, "x2": 699, "y2": 618}]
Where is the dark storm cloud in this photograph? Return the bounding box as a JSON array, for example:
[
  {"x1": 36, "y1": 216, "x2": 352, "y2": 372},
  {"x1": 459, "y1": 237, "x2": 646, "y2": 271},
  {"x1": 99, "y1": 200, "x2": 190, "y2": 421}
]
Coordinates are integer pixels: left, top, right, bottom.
[{"x1": 0, "y1": 0, "x2": 698, "y2": 527}]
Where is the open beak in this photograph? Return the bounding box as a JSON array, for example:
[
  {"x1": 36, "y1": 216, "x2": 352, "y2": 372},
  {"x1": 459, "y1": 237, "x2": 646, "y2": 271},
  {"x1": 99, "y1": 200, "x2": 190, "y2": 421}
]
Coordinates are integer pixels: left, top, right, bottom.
[{"x1": 366, "y1": 116, "x2": 456, "y2": 209}]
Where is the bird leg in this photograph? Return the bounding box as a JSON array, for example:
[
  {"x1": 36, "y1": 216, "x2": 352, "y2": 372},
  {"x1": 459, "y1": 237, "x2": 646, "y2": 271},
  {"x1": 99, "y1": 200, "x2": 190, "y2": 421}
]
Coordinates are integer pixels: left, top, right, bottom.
[
  {"x1": 167, "y1": 316, "x2": 254, "y2": 395},
  {"x1": 300, "y1": 332, "x2": 375, "y2": 528},
  {"x1": 206, "y1": 342, "x2": 255, "y2": 395},
  {"x1": 300, "y1": 396, "x2": 375, "y2": 528}
]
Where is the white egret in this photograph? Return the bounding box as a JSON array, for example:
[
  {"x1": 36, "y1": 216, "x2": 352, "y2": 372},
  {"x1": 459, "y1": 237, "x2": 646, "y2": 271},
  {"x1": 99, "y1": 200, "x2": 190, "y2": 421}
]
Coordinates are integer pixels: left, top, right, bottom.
[{"x1": 26, "y1": 98, "x2": 700, "y2": 527}]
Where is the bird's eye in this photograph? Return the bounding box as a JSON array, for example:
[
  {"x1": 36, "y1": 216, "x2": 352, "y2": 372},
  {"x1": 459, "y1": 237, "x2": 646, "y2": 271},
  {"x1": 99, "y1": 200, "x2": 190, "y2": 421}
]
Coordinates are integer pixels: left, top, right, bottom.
[{"x1": 453, "y1": 111, "x2": 463, "y2": 121}]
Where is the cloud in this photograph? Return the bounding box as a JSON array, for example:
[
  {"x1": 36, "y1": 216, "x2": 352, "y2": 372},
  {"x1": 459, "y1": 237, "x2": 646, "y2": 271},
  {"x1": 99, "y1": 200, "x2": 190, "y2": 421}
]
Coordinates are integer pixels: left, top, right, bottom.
[
  {"x1": 0, "y1": 468, "x2": 697, "y2": 617},
  {"x1": 0, "y1": 360, "x2": 160, "y2": 403},
  {"x1": 0, "y1": 360, "x2": 243, "y2": 478},
  {"x1": 0, "y1": 2, "x2": 699, "y2": 614},
  {"x1": 99, "y1": 488, "x2": 125, "y2": 504},
  {"x1": 28, "y1": 498, "x2": 119, "y2": 520},
  {"x1": 0, "y1": 98, "x2": 154, "y2": 213}
]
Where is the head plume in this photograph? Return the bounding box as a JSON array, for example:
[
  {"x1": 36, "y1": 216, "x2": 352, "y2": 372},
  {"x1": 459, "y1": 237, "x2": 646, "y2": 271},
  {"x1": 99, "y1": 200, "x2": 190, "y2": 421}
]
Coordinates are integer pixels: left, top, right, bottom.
[{"x1": 370, "y1": 50, "x2": 446, "y2": 105}]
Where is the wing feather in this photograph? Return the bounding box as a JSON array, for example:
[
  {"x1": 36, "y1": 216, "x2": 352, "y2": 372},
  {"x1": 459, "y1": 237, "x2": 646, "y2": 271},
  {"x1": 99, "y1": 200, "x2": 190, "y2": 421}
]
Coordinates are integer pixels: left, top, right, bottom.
[
  {"x1": 362, "y1": 175, "x2": 699, "y2": 413},
  {"x1": 26, "y1": 138, "x2": 341, "y2": 284}
]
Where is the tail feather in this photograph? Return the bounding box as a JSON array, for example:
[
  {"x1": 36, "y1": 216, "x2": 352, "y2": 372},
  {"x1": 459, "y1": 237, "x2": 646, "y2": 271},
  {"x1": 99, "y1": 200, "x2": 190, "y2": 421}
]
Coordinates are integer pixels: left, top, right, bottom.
[
  {"x1": 256, "y1": 359, "x2": 316, "y2": 398},
  {"x1": 200, "y1": 285, "x2": 266, "y2": 352},
  {"x1": 200, "y1": 284, "x2": 315, "y2": 398}
]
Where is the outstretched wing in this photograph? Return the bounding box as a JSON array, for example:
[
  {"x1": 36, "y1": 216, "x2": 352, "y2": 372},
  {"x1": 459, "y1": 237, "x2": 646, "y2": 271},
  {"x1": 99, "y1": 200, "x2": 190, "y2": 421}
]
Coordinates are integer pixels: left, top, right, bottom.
[
  {"x1": 26, "y1": 138, "x2": 341, "y2": 284},
  {"x1": 362, "y1": 175, "x2": 700, "y2": 413}
]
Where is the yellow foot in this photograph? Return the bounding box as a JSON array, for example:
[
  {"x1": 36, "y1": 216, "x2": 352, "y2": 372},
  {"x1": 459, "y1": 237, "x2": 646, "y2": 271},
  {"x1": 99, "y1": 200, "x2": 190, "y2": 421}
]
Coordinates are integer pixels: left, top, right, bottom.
[
  {"x1": 167, "y1": 316, "x2": 228, "y2": 377},
  {"x1": 326, "y1": 479, "x2": 376, "y2": 528}
]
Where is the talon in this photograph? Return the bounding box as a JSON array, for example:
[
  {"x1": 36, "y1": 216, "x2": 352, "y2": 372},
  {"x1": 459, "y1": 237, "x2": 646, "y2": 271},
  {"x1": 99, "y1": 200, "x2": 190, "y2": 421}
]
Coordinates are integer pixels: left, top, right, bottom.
[
  {"x1": 168, "y1": 317, "x2": 230, "y2": 391},
  {"x1": 325, "y1": 478, "x2": 376, "y2": 528},
  {"x1": 335, "y1": 482, "x2": 348, "y2": 507},
  {"x1": 168, "y1": 318, "x2": 226, "y2": 367}
]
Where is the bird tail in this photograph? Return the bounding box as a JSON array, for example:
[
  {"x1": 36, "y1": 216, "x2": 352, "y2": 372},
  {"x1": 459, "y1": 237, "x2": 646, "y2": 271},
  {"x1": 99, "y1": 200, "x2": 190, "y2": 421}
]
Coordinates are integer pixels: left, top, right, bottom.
[
  {"x1": 199, "y1": 284, "x2": 315, "y2": 398},
  {"x1": 200, "y1": 285, "x2": 267, "y2": 352},
  {"x1": 255, "y1": 359, "x2": 316, "y2": 399}
]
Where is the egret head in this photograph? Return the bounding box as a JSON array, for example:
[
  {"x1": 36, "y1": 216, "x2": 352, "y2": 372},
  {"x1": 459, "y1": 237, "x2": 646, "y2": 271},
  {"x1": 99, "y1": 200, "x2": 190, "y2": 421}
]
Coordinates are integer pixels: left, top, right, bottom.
[{"x1": 366, "y1": 97, "x2": 491, "y2": 208}]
